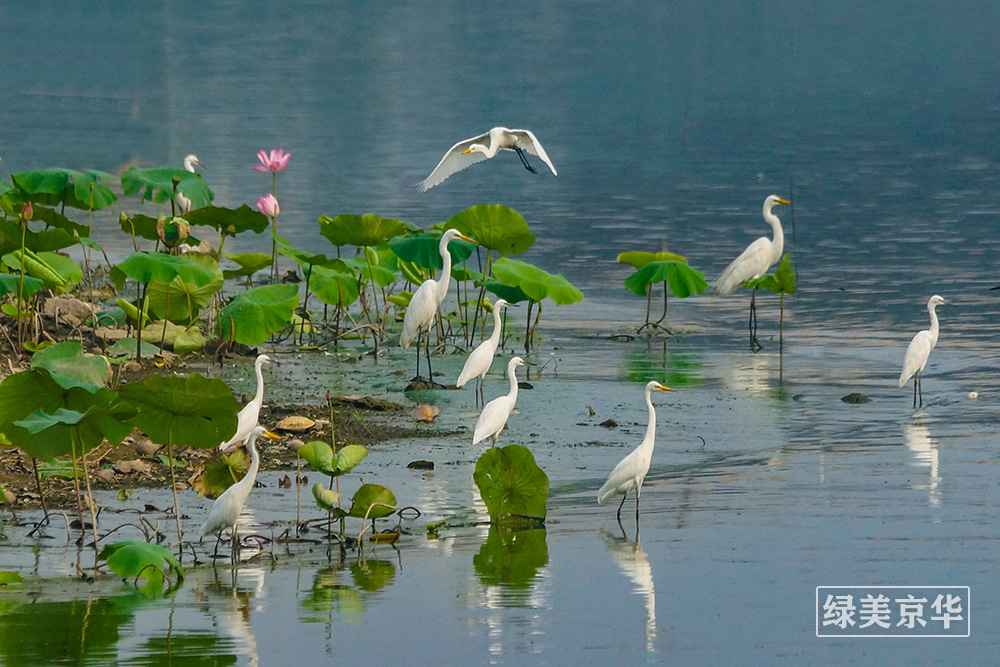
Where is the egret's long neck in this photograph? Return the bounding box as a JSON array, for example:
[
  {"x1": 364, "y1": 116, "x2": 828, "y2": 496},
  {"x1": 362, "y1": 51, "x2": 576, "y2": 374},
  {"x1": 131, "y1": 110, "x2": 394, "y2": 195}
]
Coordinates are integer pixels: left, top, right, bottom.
[
  {"x1": 642, "y1": 388, "x2": 658, "y2": 453},
  {"x1": 507, "y1": 364, "x2": 520, "y2": 403},
  {"x1": 246, "y1": 435, "x2": 261, "y2": 481},
  {"x1": 764, "y1": 204, "x2": 784, "y2": 260},
  {"x1": 488, "y1": 307, "x2": 504, "y2": 345},
  {"x1": 927, "y1": 303, "x2": 940, "y2": 345},
  {"x1": 253, "y1": 362, "x2": 265, "y2": 408},
  {"x1": 437, "y1": 238, "x2": 453, "y2": 299}
]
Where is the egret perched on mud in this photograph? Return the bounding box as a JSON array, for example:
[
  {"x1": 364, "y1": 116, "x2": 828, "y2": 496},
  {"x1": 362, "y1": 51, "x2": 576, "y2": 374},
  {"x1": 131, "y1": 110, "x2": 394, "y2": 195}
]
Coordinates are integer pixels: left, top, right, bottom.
[
  {"x1": 457, "y1": 299, "x2": 514, "y2": 405},
  {"x1": 400, "y1": 229, "x2": 477, "y2": 384},
  {"x1": 175, "y1": 154, "x2": 204, "y2": 215},
  {"x1": 219, "y1": 355, "x2": 273, "y2": 451},
  {"x1": 598, "y1": 381, "x2": 675, "y2": 525},
  {"x1": 199, "y1": 426, "x2": 280, "y2": 562},
  {"x1": 418, "y1": 127, "x2": 557, "y2": 192},
  {"x1": 712, "y1": 195, "x2": 790, "y2": 351},
  {"x1": 473, "y1": 356, "x2": 527, "y2": 447},
  {"x1": 899, "y1": 295, "x2": 946, "y2": 408}
]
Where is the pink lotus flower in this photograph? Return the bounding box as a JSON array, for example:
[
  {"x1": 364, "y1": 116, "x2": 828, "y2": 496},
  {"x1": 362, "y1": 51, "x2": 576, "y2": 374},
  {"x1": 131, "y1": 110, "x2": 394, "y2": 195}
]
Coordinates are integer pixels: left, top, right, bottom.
[
  {"x1": 254, "y1": 148, "x2": 291, "y2": 173},
  {"x1": 255, "y1": 193, "x2": 280, "y2": 218}
]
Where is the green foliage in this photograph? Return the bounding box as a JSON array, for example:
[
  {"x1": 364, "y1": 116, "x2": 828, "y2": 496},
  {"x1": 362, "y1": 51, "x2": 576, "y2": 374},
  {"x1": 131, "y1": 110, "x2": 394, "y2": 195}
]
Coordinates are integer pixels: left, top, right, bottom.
[
  {"x1": 299, "y1": 441, "x2": 368, "y2": 477},
  {"x1": 745, "y1": 253, "x2": 796, "y2": 294},
  {"x1": 312, "y1": 483, "x2": 340, "y2": 512},
  {"x1": 11, "y1": 168, "x2": 117, "y2": 211},
  {"x1": 473, "y1": 445, "x2": 549, "y2": 524},
  {"x1": 0, "y1": 274, "x2": 43, "y2": 298},
  {"x1": 623, "y1": 260, "x2": 709, "y2": 298},
  {"x1": 310, "y1": 265, "x2": 360, "y2": 307},
  {"x1": 217, "y1": 283, "x2": 299, "y2": 345},
  {"x1": 0, "y1": 572, "x2": 23, "y2": 586},
  {"x1": 0, "y1": 218, "x2": 78, "y2": 254},
  {"x1": 141, "y1": 320, "x2": 206, "y2": 353},
  {"x1": 491, "y1": 257, "x2": 584, "y2": 305},
  {"x1": 446, "y1": 204, "x2": 535, "y2": 256},
  {"x1": 483, "y1": 282, "x2": 530, "y2": 305},
  {"x1": 98, "y1": 540, "x2": 183, "y2": 596},
  {"x1": 473, "y1": 525, "x2": 549, "y2": 588},
  {"x1": 36, "y1": 252, "x2": 83, "y2": 290},
  {"x1": 348, "y1": 483, "x2": 397, "y2": 519},
  {"x1": 121, "y1": 166, "x2": 213, "y2": 209},
  {"x1": 144, "y1": 252, "x2": 223, "y2": 323},
  {"x1": 616, "y1": 250, "x2": 687, "y2": 269},
  {"x1": 111, "y1": 252, "x2": 216, "y2": 290},
  {"x1": 196, "y1": 448, "x2": 248, "y2": 499},
  {"x1": 318, "y1": 213, "x2": 410, "y2": 248},
  {"x1": 118, "y1": 374, "x2": 240, "y2": 449},
  {"x1": 2, "y1": 248, "x2": 68, "y2": 290},
  {"x1": 31, "y1": 341, "x2": 110, "y2": 390},
  {"x1": 388, "y1": 233, "x2": 476, "y2": 270},
  {"x1": 222, "y1": 252, "x2": 273, "y2": 280},
  {"x1": 183, "y1": 204, "x2": 269, "y2": 236}
]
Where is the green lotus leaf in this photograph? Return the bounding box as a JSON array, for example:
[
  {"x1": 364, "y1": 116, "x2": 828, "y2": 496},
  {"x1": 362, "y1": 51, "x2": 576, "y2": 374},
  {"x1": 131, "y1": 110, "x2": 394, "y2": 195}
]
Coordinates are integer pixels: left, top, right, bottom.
[
  {"x1": 445, "y1": 204, "x2": 534, "y2": 256},
  {"x1": 616, "y1": 250, "x2": 688, "y2": 269},
  {"x1": 217, "y1": 283, "x2": 299, "y2": 346},
  {"x1": 348, "y1": 483, "x2": 397, "y2": 520},
  {"x1": 483, "y1": 282, "x2": 530, "y2": 305},
  {"x1": 623, "y1": 260, "x2": 709, "y2": 298},
  {"x1": 121, "y1": 166, "x2": 213, "y2": 209},
  {"x1": 342, "y1": 257, "x2": 397, "y2": 288},
  {"x1": 31, "y1": 341, "x2": 110, "y2": 390},
  {"x1": 196, "y1": 448, "x2": 248, "y2": 499},
  {"x1": 98, "y1": 540, "x2": 183, "y2": 596},
  {"x1": 2, "y1": 249, "x2": 68, "y2": 290},
  {"x1": 36, "y1": 252, "x2": 83, "y2": 290},
  {"x1": 310, "y1": 265, "x2": 360, "y2": 308},
  {"x1": 12, "y1": 168, "x2": 117, "y2": 211},
  {"x1": 118, "y1": 374, "x2": 240, "y2": 449},
  {"x1": 145, "y1": 253, "x2": 223, "y2": 323},
  {"x1": 27, "y1": 204, "x2": 90, "y2": 237},
  {"x1": 318, "y1": 213, "x2": 410, "y2": 248},
  {"x1": 0, "y1": 274, "x2": 43, "y2": 298},
  {"x1": 388, "y1": 233, "x2": 476, "y2": 271},
  {"x1": 745, "y1": 253, "x2": 797, "y2": 295},
  {"x1": 141, "y1": 320, "x2": 206, "y2": 354},
  {"x1": 119, "y1": 213, "x2": 161, "y2": 242},
  {"x1": 222, "y1": 252, "x2": 273, "y2": 280},
  {"x1": 111, "y1": 252, "x2": 216, "y2": 290},
  {"x1": 490, "y1": 257, "x2": 583, "y2": 305},
  {"x1": 312, "y1": 483, "x2": 340, "y2": 512},
  {"x1": 299, "y1": 440, "x2": 336, "y2": 475},
  {"x1": 183, "y1": 204, "x2": 269, "y2": 235},
  {"x1": 473, "y1": 444, "x2": 549, "y2": 523},
  {"x1": 0, "y1": 218, "x2": 79, "y2": 254}
]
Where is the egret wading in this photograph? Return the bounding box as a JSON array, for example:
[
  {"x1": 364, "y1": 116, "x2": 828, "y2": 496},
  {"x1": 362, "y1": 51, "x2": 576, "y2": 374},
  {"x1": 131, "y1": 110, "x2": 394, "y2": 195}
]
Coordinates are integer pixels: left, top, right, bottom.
[
  {"x1": 899, "y1": 295, "x2": 946, "y2": 408},
  {"x1": 473, "y1": 356, "x2": 527, "y2": 447},
  {"x1": 219, "y1": 355, "x2": 273, "y2": 451},
  {"x1": 400, "y1": 229, "x2": 477, "y2": 384},
  {"x1": 456, "y1": 299, "x2": 514, "y2": 406},
  {"x1": 175, "y1": 154, "x2": 204, "y2": 215},
  {"x1": 419, "y1": 127, "x2": 557, "y2": 192},
  {"x1": 712, "y1": 195, "x2": 790, "y2": 351},
  {"x1": 199, "y1": 426, "x2": 280, "y2": 563},
  {"x1": 597, "y1": 381, "x2": 676, "y2": 526}
]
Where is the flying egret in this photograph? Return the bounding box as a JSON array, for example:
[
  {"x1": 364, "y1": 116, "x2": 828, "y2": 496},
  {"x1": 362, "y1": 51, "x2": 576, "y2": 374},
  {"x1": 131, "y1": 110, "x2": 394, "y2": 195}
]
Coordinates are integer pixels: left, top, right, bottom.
[
  {"x1": 400, "y1": 228, "x2": 477, "y2": 384},
  {"x1": 712, "y1": 195, "x2": 790, "y2": 351},
  {"x1": 418, "y1": 127, "x2": 557, "y2": 192},
  {"x1": 597, "y1": 381, "x2": 676, "y2": 525},
  {"x1": 175, "y1": 154, "x2": 204, "y2": 215},
  {"x1": 456, "y1": 299, "x2": 514, "y2": 405},
  {"x1": 472, "y1": 356, "x2": 527, "y2": 447},
  {"x1": 220, "y1": 355, "x2": 273, "y2": 451},
  {"x1": 199, "y1": 425, "x2": 280, "y2": 562},
  {"x1": 899, "y1": 295, "x2": 945, "y2": 408}
]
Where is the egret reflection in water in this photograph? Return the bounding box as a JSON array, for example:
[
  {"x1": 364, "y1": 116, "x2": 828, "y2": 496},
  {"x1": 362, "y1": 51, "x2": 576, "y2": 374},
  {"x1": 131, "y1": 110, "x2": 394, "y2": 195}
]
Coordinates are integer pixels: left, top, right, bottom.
[
  {"x1": 601, "y1": 530, "x2": 657, "y2": 653},
  {"x1": 904, "y1": 421, "x2": 941, "y2": 507}
]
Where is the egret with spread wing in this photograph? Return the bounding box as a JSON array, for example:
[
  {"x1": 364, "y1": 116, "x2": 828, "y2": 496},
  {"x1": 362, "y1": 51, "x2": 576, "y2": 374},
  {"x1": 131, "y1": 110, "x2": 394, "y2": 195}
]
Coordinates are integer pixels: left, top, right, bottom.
[{"x1": 419, "y1": 127, "x2": 557, "y2": 192}]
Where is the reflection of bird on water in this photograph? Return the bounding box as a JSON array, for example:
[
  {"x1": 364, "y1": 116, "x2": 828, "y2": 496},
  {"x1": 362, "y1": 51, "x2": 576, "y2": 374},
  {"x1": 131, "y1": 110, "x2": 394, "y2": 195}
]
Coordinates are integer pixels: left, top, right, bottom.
[
  {"x1": 904, "y1": 422, "x2": 940, "y2": 507},
  {"x1": 711, "y1": 195, "x2": 791, "y2": 351},
  {"x1": 175, "y1": 154, "x2": 204, "y2": 215},
  {"x1": 419, "y1": 126, "x2": 557, "y2": 192},
  {"x1": 899, "y1": 295, "x2": 945, "y2": 408},
  {"x1": 597, "y1": 381, "x2": 675, "y2": 525},
  {"x1": 600, "y1": 530, "x2": 657, "y2": 653}
]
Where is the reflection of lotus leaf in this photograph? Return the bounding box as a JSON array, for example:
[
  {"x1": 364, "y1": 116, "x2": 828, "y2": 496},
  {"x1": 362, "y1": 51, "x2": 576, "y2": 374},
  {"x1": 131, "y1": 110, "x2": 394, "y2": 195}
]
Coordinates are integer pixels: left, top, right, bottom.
[
  {"x1": 473, "y1": 444, "x2": 549, "y2": 523},
  {"x1": 130, "y1": 633, "x2": 239, "y2": 665},
  {"x1": 621, "y1": 348, "x2": 704, "y2": 388},
  {"x1": 300, "y1": 568, "x2": 366, "y2": 622},
  {"x1": 351, "y1": 559, "x2": 396, "y2": 591},
  {"x1": 445, "y1": 204, "x2": 535, "y2": 256},
  {"x1": 473, "y1": 525, "x2": 549, "y2": 591}
]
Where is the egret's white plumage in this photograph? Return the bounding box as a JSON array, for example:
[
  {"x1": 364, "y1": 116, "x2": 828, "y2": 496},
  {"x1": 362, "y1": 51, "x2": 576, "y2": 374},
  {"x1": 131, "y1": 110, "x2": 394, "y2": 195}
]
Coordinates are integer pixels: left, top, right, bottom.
[
  {"x1": 456, "y1": 299, "x2": 512, "y2": 396},
  {"x1": 597, "y1": 381, "x2": 675, "y2": 524},
  {"x1": 899, "y1": 295, "x2": 945, "y2": 407},
  {"x1": 712, "y1": 195, "x2": 790, "y2": 295},
  {"x1": 220, "y1": 355, "x2": 273, "y2": 451},
  {"x1": 400, "y1": 229, "x2": 476, "y2": 380},
  {"x1": 199, "y1": 426, "x2": 279, "y2": 544},
  {"x1": 472, "y1": 356, "x2": 527, "y2": 447},
  {"x1": 419, "y1": 127, "x2": 557, "y2": 192},
  {"x1": 175, "y1": 154, "x2": 203, "y2": 215}
]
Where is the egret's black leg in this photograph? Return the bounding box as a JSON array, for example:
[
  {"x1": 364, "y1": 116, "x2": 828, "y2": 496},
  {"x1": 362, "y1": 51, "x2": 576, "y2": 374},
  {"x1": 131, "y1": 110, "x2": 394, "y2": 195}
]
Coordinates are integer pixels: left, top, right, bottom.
[
  {"x1": 515, "y1": 147, "x2": 538, "y2": 174},
  {"x1": 414, "y1": 330, "x2": 422, "y2": 381},
  {"x1": 913, "y1": 377, "x2": 918, "y2": 408},
  {"x1": 750, "y1": 289, "x2": 762, "y2": 352},
  {"x1": 635, "y1": 488, "x2": 641, "y2": 523},
  {"x1": 917, "y1": 376, "x2": 923, "y2": 408},
  {"x1": 616, "y1": 492, "x2": 628, "y2": 526},
  {"x1": 424, "y1": 331, "x2": 434, "y2": 384}
]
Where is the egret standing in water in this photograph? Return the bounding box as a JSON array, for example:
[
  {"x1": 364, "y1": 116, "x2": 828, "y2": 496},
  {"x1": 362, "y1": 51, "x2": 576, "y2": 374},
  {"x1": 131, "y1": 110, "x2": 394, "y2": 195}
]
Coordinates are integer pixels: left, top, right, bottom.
[
  {"x1": 457, "y1": 299, "x2": 514, "y2": 405},
  {"x1": 199, "y1": 426, "x2": 280, "y2": 563},
  {"x1": 175, "y1": 154, "x2": 204, "y2": 215},
  {"x1": 418, "y1": 127, "x2": 557, "y2": 192},
  {"x1": 712, "y1": 195, "x2": 790, "y2": 351},
  {"x1": 899, "y1": 295, "x2": 946, "y2": 408},
  {"x1": 219, "y1": 354, "x2": 273, "y2": 451},
  {"x1": 598, "y1": 382, "x2": 676, "y2": 526},
  {"x1": 400, "y1": 228, "x2": 477, "y2": 384},
  {"x1": 473, "y1": 356, "x2": 527, "y2": 447}
]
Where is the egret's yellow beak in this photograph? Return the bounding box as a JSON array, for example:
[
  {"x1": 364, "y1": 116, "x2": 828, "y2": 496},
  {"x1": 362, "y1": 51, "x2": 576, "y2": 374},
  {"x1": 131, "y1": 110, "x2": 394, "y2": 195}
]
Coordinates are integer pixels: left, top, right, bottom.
[
  {"x1": 263, "y1": 429, "x2": 281, "y2": 440},
  {"x1": 654, "y1": 383, "x2": 676, "y2": 392},
  {"x1": 462, "y1": 147, "x2": 475, "y2": 155},
  {"x1": 775, "y1": 197, "x2": 791, "y2": 206},
  {"x1": 457, "y1": 232, "x2": 477, "y2": 244}
]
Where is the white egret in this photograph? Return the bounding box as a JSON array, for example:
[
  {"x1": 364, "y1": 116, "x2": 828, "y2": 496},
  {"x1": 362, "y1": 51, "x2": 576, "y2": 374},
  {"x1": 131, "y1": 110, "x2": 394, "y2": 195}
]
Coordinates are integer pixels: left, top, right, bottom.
[
  {"x1": 199, "y1": 426, "x2": 280, "y2": 561},
  {"x1": 456, "y1": 299, "x2": 514, "y2": 405},
  {"x1": 220, "y1": 355, "x2": 273, "y2": 451},
  {"x1": 400, "y1": 229, "x2": 477, "y2": 383},
  {"x1": 472, "y1": 356, "x2": 527, "y2": 447},
  {"x1": 418, "y1": 127, "x2": 557, "y2": 192},
  {"x1": 899, "y1": 295, "x2": 945, "y2": 408},
  {"x1": 597, "y1": 381, "x2": 676, "y2": 525},
  {"x1": 712, "y1": 195, "x2": 790, "y2": 351},
  {"x1": 175, "y1": 154, "x2": 204, "y2": 215}
]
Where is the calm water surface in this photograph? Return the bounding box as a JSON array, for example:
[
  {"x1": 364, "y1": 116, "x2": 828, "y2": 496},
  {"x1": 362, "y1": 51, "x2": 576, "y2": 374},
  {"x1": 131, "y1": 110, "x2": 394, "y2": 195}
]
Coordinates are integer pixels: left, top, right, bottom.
[{"x1": 1, "y1": 2, "x2": 999, "y2": 664}]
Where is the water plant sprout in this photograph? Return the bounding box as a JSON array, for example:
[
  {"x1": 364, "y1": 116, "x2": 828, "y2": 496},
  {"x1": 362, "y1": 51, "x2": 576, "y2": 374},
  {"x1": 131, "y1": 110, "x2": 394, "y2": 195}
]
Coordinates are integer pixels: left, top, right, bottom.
[
  {"x1": 899, "y1": 295, "x2": 946, "y2": 408},
  {"x1": 597, "y1": 381, "x2": 675, "y2": 526},
  {"x1": 418, "y1": 126, "x2": 557, "y2": 192}
]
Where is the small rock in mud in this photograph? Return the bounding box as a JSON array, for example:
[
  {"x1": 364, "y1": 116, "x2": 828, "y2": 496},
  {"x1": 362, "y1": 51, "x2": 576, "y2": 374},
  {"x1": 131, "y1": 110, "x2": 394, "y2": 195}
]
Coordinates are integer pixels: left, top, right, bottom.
[
  {"x1": 841, "y1": 392, "x2": 870, "y2": 404},
  {"x1": 412, "y1": 405, "x2": 440, "y2": 423},
  {"x1": 517, "y1": 381, "x2": 533, "y2": 389},
  {"x1": 115, "y1": 459, "x2": 151, "y2": 475},
  {"x1": 407, "y1": 460, "x2": 435, "y2": 470},
  {"x1": 134, "y1": 438, "x2": 160, "y2": 456},
  {"x1": 599, "y1": 419, "x2": 618, "y2": 428}
]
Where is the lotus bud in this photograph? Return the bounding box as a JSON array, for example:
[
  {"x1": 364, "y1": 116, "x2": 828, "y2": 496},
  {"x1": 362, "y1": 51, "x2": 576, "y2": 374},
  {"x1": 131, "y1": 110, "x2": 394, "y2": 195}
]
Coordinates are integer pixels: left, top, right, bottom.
[{"x1": 255, "y1": 193, "x2": 279, "y2": 218}]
